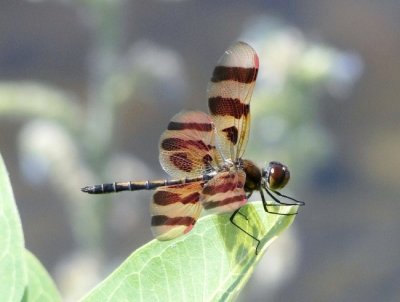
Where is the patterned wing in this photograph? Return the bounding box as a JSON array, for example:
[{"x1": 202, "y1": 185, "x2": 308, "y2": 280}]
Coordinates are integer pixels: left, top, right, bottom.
[
  {"x1": 151, "y1": 182, "x2": 203, "y2": 240},
  {"x1": 207, "y1": 42, "x2": 259, "y2": 161},
  {"x1": 159, "y1": 110, "x2": 220, "y2": 178},
  {"x1": 201, "y1": 170, "x2": 247, "y2": 214}
]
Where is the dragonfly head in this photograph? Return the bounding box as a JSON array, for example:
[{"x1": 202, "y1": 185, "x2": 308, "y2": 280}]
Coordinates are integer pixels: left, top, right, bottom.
[{"x1": 261, "y1": 161, "x2": 290, "y2": 191}]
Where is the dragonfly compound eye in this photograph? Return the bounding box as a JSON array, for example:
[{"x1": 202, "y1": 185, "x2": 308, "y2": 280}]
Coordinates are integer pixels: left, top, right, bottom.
[{"x1": 263, "y1": 161, "x2": 290, "y2": 191}]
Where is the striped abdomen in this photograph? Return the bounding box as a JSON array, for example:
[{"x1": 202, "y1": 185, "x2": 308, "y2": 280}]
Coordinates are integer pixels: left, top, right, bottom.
[{"x1": 80, "y1": 175, "x2": 211, "y2": 194}]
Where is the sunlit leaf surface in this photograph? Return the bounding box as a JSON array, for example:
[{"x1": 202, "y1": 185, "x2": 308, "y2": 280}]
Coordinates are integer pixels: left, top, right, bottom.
[
  {"x1": 22, "y1": 250, "x2": 62, "y2": 302},
  {"x1": 82, "y1": 203, "x2": 298, "y2": 301},
  {"x1": 0, "y1": 155, "x2": 26, "y2": 301}
]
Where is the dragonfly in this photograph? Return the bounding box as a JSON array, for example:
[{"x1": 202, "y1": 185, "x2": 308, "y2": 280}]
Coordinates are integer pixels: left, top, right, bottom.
[{"x1": 82, "y1": 42, "x2": 304, "y2": 253}]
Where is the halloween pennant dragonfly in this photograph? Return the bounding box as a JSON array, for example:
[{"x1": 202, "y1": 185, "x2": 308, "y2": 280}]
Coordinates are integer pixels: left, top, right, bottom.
[{"x1": 82, "y1": 42, "x2": 304, "y2": 253}]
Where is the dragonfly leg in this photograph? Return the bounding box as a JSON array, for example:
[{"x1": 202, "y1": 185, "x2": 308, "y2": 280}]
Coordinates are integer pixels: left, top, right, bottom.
[
  {"x1": 230, "y1": 208, "x2": 261, "y2": 255},
  {"x1": 260, "y1": 188, "x2": 299, "y2": 216}
]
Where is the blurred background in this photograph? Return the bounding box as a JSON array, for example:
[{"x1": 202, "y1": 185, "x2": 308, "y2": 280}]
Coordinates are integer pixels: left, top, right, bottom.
[{"x1": 1, "y1": 0, "x2": 399, "y2": 301}]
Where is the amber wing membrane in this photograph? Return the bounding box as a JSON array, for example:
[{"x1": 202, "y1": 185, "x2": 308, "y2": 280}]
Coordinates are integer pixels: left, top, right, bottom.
[
  {"x1": 159, "y1": 110, "x2": 220, "y2": 179},
  {"x1": 201, "y1": 170, "x2": 247, "y2": 214},
  {"x1": 152, "y1": 43, "x2": 258, "y2": 239},
  {"x1": 151, "y1": 182, "x2": 203, "y2": 240},
  {"x1": 207, "y1": 41, "x2": 259, "y2": 161}
]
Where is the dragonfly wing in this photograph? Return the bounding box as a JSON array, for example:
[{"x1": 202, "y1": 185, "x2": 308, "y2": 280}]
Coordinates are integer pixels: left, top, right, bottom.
[
  {"x1": 159, "y1": 110, "x2": 220, "y2": 178},
  {"x1": 207, "y1": 41, "x2": 259, "y2": 161},
  {"x1": 201, "y1": 170, "x2": 247, "y2": 214},
  {"x1": 151, "y1": 182, "x2": 203, "y2": 240}
]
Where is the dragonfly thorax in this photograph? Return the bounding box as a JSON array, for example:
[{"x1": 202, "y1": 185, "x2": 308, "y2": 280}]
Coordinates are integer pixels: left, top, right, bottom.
[{"x1": 241, "y1": 159, "x2": 262, "y2": 193}]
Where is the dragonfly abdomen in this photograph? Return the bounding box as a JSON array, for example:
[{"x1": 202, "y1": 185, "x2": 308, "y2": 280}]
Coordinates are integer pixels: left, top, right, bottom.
[{"x1": 81, "y1": 175, "x2": 210, "y2": 194}]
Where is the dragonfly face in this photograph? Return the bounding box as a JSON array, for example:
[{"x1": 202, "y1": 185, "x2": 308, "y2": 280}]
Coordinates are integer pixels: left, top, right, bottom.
[
  {"x1": 262, "y1": 161, "x2": 290, "y2": 191},
  {"x1": 82, "y1": 42, "x2": 304, "y2": 253}
]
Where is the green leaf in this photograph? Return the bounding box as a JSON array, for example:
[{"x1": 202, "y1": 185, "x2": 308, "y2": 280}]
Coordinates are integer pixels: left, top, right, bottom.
[
  {"x1": 22, "y1": 250, "x2": 62, "y2": 302},
  {"x1": 0, "y1": 154, "x2": 26, "y2": 301},
  {"x1": 81, "y1": 203, "x2": 298, "y2": 301}
]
